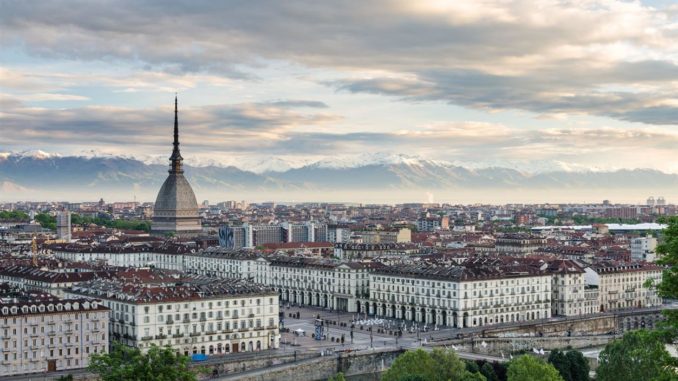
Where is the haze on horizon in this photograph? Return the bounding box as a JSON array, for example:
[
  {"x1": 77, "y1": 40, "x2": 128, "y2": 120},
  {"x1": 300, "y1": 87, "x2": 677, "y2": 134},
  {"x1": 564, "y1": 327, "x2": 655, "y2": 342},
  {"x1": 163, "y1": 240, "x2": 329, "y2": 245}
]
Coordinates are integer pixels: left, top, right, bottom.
[{"x1": 1, "y1": 0, "x2": 677, "y2": 204}]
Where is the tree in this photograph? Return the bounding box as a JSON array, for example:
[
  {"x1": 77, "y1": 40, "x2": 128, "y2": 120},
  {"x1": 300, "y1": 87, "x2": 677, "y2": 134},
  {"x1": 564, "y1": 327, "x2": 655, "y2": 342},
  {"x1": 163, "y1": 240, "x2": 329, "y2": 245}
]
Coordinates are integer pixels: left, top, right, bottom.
[
  {"x1": 480, "y1": 362, "x2": 499, "y2": 381},
  {"x1": 327, "y1": 372, "x2": 347, "y2": 381},
  {"x1": 656, "y1": 216, "x2": 678, "y2": 329},
  {"x1": 462, "y1": 372, "x2": 487, "y2": 381},
  {"x1": 565, "y1": 350, "x2": 589, "y2": 381},
  {"x1": 507, "y1": 355, "x2": 564, "y2": 381},
  {"x1": 430, "y1": 348, "x2": 468, "y2": 381},
  {"x1": 35, "y1": 213, "x2": 56, "y2": 230},
  {"x1": 56, "y1": 375, "x2": 74, "y2": 381},
  {"x1": 89, "y1": 343, "x2": 199, "y2": 381},
  {"x1": 465, "y1": 360, "x2": 480, "y2": 373},
  {"x1": 547, "y1": 350, "x2": 572, "y2": 381},
  {"x1": 381, "y1": 349, "x2": 437, "y2": 381},
  {"x1": 597, "y1": 330, "x2": 677, "y2": 381},
  {"x1": 382, "y1": 349, "x2": 486, "y2": 381},
  {"x1": 396, "y1": 376, "x2": 427, "y2": 381}
]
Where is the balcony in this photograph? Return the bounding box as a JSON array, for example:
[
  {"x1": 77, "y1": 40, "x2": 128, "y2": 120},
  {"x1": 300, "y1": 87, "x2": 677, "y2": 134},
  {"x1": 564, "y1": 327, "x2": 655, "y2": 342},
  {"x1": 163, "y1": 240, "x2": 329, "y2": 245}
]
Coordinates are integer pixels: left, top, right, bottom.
[
  {"x1": 141, "y1": 336, "x2": 153, "y2": 341},
  {"x1": 165, "y1": 320, "x2": 174, "y2": 325},
  {"x1": 205, "y1": 331, "x2": 216, "y2": 335},
  {"x1": 189, "y1": 332, "x2": 201, "y2": 337},
  {"x1": 172, "y1": 333, "x2": 184, "y2": 338},
  {"x1": 155, "y1": 334, "x2": 167, "y2": 340},
  {"x1": 183, "y1": 318, "x2": 190, "y2": 323}
]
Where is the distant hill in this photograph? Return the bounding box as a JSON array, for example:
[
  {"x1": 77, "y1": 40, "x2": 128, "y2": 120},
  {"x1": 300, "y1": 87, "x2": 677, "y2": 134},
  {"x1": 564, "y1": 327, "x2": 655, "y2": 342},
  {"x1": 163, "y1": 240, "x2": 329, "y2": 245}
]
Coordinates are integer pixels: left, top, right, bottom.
[{"x1": 1, "y1": 152, "x2": 676, "y2": 202}]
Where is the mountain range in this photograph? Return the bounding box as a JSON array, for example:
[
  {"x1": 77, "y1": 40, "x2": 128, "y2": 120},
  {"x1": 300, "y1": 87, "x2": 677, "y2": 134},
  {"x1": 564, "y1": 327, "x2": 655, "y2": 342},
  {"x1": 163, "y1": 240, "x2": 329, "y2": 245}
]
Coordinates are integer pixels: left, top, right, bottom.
[{"x1": 1, "y1": 151, "x2": 676, "y2": 203}]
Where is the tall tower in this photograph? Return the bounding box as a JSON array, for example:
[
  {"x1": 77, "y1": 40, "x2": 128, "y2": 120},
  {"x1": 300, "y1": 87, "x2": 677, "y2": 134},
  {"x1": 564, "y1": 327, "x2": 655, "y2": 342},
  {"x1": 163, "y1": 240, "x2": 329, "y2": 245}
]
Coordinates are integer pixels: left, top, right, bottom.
[
  {"x1": 56, "y1": 211, "x2": 71, "y2": 241},
  {"x1": 151, "y1": 96, "x2": 202, "y2": 238}
]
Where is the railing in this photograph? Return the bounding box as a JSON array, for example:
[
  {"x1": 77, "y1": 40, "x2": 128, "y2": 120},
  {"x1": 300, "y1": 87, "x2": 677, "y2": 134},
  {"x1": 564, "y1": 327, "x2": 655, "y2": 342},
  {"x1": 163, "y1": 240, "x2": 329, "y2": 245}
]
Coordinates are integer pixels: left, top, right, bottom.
[{"x1": 141, "y1": 336, "x2": 153, "y2": 341}]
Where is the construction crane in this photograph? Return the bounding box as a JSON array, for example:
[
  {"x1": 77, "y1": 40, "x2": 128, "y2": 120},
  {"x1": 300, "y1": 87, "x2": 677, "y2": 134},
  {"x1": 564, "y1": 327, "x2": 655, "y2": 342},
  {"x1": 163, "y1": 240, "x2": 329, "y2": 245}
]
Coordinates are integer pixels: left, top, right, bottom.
[{"x1": 31, "y1": 235, "x2": 38, "y2": 267}]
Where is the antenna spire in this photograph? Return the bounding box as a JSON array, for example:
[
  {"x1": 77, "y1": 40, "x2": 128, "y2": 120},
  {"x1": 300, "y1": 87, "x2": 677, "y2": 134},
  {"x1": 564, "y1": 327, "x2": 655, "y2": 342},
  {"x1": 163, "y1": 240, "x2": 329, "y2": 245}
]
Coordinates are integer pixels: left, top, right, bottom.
[{"x1": 169, "y1": 94, "x2": 184, "y2": 174}]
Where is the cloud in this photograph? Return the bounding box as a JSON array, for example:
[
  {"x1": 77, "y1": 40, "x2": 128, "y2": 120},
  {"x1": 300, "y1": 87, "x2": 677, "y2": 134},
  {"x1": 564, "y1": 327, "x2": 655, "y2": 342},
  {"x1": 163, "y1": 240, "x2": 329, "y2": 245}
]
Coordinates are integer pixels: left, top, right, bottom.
[
  {"x1": 1, "y1": 0, "x2": 676, "y2": 124},
  {"x1": 0, "y1": 96, "x2": 342, "y2": 151},
  {"x1": 331, "y1": 67, "x2": 678, "y2": 124},
  {"x1": 1, "y1": 90, "x2": 677, "y2": 173}
]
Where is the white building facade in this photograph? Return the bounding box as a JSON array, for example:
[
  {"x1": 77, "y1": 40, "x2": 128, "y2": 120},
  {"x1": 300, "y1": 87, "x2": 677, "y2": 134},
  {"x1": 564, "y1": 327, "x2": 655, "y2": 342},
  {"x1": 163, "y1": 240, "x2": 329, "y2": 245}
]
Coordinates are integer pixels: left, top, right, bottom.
[{"x1": 0, "y1": 299, "x2": 108, "y2": 377}]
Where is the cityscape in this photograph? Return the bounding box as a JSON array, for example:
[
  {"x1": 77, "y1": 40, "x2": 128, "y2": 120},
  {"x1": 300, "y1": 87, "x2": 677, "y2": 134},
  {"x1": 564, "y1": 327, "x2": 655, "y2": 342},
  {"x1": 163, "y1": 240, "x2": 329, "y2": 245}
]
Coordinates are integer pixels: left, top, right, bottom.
[{"x1": 1, "y1": 1, "x2": 677, "y2": 381}]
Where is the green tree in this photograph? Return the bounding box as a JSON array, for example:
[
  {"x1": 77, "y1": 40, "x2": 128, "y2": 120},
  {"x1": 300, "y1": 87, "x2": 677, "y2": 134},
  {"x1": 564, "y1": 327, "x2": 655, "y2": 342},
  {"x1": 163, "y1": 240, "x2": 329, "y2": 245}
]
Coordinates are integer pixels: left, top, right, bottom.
[
  {"x1": 507, "y1": 355, "x2": 563, "y2": 381},
  {"x1": 547, "y1": 349, "x2": 572, "y2": 381},
  {"x1": 480, "y1": 362, "x2": 499, "y2": 381},
  {"x1": 565, "y1": 350, "x2": 589, "y2": 381},
  {"x1": 89, "y1": 342, "x2": 199, "y2": 381},
  {"x1": 465, "y1": 360, "x2": 480, "y2": 374},
  {"x1": 597, "y1": 330, "x2": 677, "y2": 381},
  {"x1": 462, "y1": 371, "x2": 487, "y2": 381},
  {"x1": 0, "y1": 210, "x2": 29, "y2": 221},
  {"x1": 656, "y1": 216, "x2": 678, "y2": 328},
  {"x1": 396, "y1": 376, "x2": 427, "y2": 381},
  {"x1": 56, "y1": 375, "x2": 74, "y2": 381},
  {"x1": 430, "y1": 348, "x2": 468, "y2": 381},
  {"x1": 35, "y1": 213, "x2": 56, "y2": 230},
  {"x1": 327, "y1": 372, "x2": 347, "y2": 381},
  {"x1": 382, "y1": 349, "x2": 486, "y2": 381},
  {"x1": 381, "y1": 349, "x2": 437, "y2": 381}
]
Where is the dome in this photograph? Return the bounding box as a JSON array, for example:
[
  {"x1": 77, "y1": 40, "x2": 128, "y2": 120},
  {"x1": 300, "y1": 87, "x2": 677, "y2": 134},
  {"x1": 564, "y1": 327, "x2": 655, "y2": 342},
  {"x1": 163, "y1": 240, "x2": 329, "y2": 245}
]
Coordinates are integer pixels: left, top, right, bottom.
[{"x1": 153, "y1": 174, "x2": 199, "y2": 215}]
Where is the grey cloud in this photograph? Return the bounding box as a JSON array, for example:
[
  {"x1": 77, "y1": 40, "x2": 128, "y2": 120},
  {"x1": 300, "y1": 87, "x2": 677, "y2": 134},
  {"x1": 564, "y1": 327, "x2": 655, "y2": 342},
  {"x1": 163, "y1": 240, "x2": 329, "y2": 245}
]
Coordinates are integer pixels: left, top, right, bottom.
[
  {"x1": 332, "y1": 68, "x2": 678, "y2": 124},
  {"x1": 1, "y1": 1, "x2": 677, "y2": 124},
  {"x1": 0, "y1": 97, "x2": 341, "y2": 150}
]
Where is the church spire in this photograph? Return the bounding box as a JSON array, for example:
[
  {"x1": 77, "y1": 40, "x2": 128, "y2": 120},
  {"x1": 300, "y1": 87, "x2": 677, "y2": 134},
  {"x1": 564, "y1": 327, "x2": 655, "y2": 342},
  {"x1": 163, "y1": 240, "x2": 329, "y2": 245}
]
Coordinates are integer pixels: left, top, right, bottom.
[{"x1": 169, "y1": 94, "x2": 184, "y2": 174}]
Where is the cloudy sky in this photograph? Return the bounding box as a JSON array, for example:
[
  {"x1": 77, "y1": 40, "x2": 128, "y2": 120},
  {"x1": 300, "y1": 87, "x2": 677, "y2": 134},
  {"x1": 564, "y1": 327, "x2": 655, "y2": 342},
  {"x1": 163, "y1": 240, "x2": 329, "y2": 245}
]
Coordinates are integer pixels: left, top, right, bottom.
[{"x1": 1, "y1": 0, "x2": 677, "y2": 173}]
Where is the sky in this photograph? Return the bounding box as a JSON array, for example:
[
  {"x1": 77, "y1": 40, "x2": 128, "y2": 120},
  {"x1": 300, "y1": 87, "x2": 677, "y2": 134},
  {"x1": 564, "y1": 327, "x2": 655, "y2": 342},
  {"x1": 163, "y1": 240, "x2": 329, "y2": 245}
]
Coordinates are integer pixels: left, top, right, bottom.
[{"x1": 1, "y1": 0, "x2": 677, "y2": 174}]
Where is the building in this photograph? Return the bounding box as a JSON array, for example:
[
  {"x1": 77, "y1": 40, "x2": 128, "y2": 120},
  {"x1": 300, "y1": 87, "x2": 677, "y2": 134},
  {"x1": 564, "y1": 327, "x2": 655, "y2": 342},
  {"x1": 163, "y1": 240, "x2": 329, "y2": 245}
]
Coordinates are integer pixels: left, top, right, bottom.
[
  {"x1": 357, "y1": 228, "x2": 411, "y2": 244},
  {"x1": 220, "y1": 223, "x2": 328, "y2": 249},
  {"x1": 262, "y1": 256, "x2": 373, "y2": 312},
  {"x1": 494, "y1": 234, "x2": 547, "y2": 256},
  {"x1": 0, "y1": 292, "x2": 109, "y2": 377},
  {"x1": 0, "y1": 265, "x2": 102, "y2": 298},
  {"x1": 416, "y1": 216, "x2": 449, "y2": 232},
  {"x1": 66, "y1": 271, "x2": 279, "y2": 356},
  {"x1": 631, "y1": 236, "x2": 658, "y2": 262},
  {"x1": 56, "y1": 211, "x2": 71, "y2": 241},
  {"x1": 327, "y1": 225, "x2": 351, "y2": 243},
  {"x1": 151, "y1": 97, "x2": 202, "y2": 237},
  {"x1": 366, "y1": 263, "x2": 552, "y2": 327},
  {"x1": 334, "y1": 243, "x2": 423, "y2": 260},
  {"x1": 584, "y1": 261, "x2": 663, "y2": 312},
  {"x1": 545, "y1": 260, "x2": 586, "y2": 316}
]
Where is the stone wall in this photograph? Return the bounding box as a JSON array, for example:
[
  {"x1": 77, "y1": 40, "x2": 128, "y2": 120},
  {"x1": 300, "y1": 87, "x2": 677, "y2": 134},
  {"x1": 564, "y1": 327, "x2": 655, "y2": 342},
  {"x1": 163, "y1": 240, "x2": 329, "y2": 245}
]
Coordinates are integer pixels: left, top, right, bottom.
[{"x1": 221, "y1": 348, "x2": 404, "y2": 381}]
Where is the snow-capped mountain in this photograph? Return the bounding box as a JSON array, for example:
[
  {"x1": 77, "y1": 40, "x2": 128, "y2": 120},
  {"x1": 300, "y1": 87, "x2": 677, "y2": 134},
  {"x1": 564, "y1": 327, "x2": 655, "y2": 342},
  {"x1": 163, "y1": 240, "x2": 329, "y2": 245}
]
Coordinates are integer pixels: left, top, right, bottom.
[{"x1": 0, "y1": 151, "x2": 676, "y2": 202}]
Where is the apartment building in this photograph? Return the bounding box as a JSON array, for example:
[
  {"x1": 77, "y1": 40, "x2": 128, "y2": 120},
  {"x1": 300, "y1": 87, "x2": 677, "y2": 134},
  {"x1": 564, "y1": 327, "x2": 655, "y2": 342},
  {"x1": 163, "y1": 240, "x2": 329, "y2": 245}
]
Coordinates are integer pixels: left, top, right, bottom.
[
  {"x1": 366, "y1": 264, "x2": 552, "y2": 328},
  {"x1": 66, "y1": 276, "x2": 279, "y2": 356},
  {"x1": 584, "y1": 261, "x2": 663, "y2": 312},
  {"x1": 0, "y1": 296, "x2": 109, "y2": 376}
]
